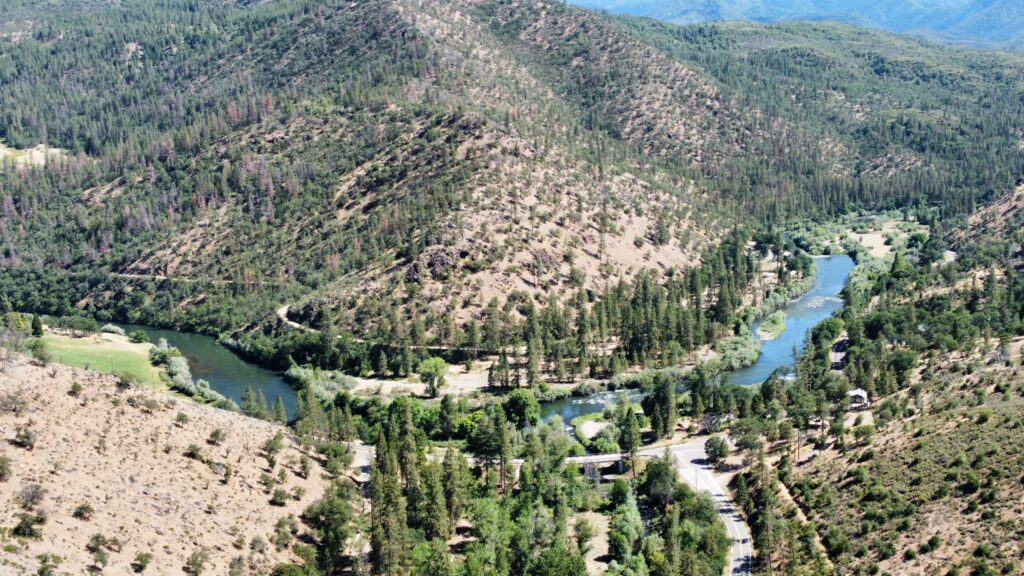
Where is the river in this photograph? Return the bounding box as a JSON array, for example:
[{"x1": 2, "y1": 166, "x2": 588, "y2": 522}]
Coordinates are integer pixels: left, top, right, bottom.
[
  {"x1": 540, "y1": 254, "x2": 854, "y2": 423},
  {"x1": 116, "y1": 256, "x2": 850, "y2": 425},
  {"x1": 729, "y1": 254, "x2": 854, "y2": 385},
  {"x1": 118, "y1": 324, "x2": 297, "y2": 418}
]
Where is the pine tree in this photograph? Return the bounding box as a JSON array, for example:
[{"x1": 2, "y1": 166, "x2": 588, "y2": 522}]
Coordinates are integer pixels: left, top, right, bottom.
[
  {"x1": 663, "y1": 504, "x2": 682, "y2": 576},
  {"x1": 376, "y1": 349, "x2": 389, "y2": 377},
  {"x1": 487, "y1": 362, "x2": 497, "y2": 389},
  {"x1": 496, "y1": 350, "x2": 510, "y2": 388},
  {"x1": 274, "y1": 396, "x2": 287, "y2": 424},
  {"x1": 371, "y1": 434, "x2": 409, "y2": 576},
  {"x1": 620, "y1": 407, "x2": 641, "y2": 477},
  {"x1": 31, "y1": 314, "x2": 43, "y2": 337},
  {"x1": 256, "y1": 389, "x2": 271, "y2": 420},
  {"x1": 397, "y1": 403, "x2": 422, "y2": 519},
  {"x1": 735, "y1": 473, "x2": 751, "y2": 513},
  {"x1": 526, "y1": 337, "x2": 542, "y2": 387},
  {"x1": 241, "y1": 385, "x2": 265, "y2": 419},
  {"x1": 420, "y1": 463, "x2": 450, "y2": 540},
  {"x1": 297, "y1": 387, "x2": 325, "y2": 441},
  {"x1": 442, "y1": 448, "x2": 466, "y2": 529}
]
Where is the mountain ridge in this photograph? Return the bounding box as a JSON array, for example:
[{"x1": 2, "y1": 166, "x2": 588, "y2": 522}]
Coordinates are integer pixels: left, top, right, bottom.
[
  {"x1": 569, "y1": 0, "x2": 1024, "y2": 49},
  {"x1": 1, "y1": 0, "x2": 1023, "y2": 346}
]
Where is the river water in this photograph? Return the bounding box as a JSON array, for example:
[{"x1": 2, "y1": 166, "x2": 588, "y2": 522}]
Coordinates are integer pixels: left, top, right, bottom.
[
  {"x1": 116, "y1": 255, "x2": 851, "y2": 425},
  {"x1": 118, "y1": 324, "x2": 297, "y2": 418},
  {"x1": 540, "y1": 254, "x2": 854, "y2": 423},
  {"x1": 729, "y1": 254, "x2": 853, "y2": 385}
]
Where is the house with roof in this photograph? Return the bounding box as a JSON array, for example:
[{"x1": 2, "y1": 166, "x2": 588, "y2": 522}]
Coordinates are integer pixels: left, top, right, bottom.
[{"x1": 847, "y1": 388, "x2": 870, "y2": 410}]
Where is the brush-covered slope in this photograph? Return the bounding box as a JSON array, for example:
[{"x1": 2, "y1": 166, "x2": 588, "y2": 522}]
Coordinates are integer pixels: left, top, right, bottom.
[
  {"x1": 790, "y1": 336, "x2": 1024, "y2": 575},
  {"x1": 1, "y1": 0, "x2": 1024, "y2": 343}
]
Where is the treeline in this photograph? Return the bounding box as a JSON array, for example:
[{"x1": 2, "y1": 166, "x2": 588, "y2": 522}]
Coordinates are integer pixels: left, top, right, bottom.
[{"x1": 0, "y1": 225, "x2": 816, "y2": 383}]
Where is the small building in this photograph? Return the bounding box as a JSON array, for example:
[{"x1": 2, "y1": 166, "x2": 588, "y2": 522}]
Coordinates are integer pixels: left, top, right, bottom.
[{"x1": 848, "y1": 388, "x2": 870, "y2": 409}]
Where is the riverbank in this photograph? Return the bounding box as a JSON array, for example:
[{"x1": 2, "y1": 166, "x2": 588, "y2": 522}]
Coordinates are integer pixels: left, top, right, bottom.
[
  {"x1": 41, "y1": 331, "x2": 163, "y2": 387},
  {"x1": 757, "y1": 310, "x2": 787, "y2": 340},
  {"x1": 728, "y1": 254, "x2": 854, "y2": 386},
  {"x1": 117, "y1": 323, "x2": 296, "y2": 418}
]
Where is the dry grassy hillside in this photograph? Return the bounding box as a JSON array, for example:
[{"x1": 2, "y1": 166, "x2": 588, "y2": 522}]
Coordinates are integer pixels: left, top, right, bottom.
[
  {"x1": 0, "y1": 355, "x2": 331, "y2": 575},
  {"x1": 948, "y1": 180, "x2": 1024, "y2": 245},
  {"x1": 789, "y1": 339, "x2": 1024, "y2": 575}
]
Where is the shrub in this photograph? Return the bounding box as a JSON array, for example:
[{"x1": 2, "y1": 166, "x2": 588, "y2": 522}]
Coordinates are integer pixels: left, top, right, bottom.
[
  {"x1": 18, "y1": 484, "x2": 46, "y2": 509},
  {"x1": 264, "y1": 432, "x2": 284, "y2": 457},
  {"x1": 132, "y1": 552, "x2": 153, "y2": 573},
  {"x1": 920, "y1": 535, "x2": 942, "y2": 553},
  {"x1": 91, "y1": 549, "x2": 109, "y2": 571},
  {"x1": 208, "y1": 429, "x2": 226, "y2": 446},
  {"x1": 72, "y1": 503, "x2": 95, "y2": 520},
  {"x1": 36, "y1": 553, "x2": 63, "y2": 576},
  {"x1": 960, "y1": 472, "x2": 982, "y2": 494},
  {"x1": 114, "y1": 372, "x2": 136, "y2": 391},
  {"x1": 976, "y1": 409, "x2": 992, "y2": 424},
  {"x1": 184, "y1": 444, "x2": 204, "y2": 462},
  {"x1": 251, "y1": 536, "x2": 268, "y2": 554},
  {"x1": 100, "y1": 324, "x2": 125, "y2": 336},
  {"x1": 185, "y1": 549, "x2": 209, "y2": 575},
  {"x1": 12, "y1": 512, "x2": 45, "y2": 538},
  {"x1": 270, "y1": 488, "x2": 289, "y2": 506},
  {"x1": 0, "y1": 455, "x2": 11, "y2": 481},
  {"x1": 128, "y1": 330, "x2": 149, "y2": 344},
  {"x1": 86, "y1": 533, "x2": 120, "y2": 553},
  {"x1": 823, "y1": 527, "x2": 849, "y2": 555},
  {"x1": 69, "y1": 382, "x2": 83, "y2": 397},
  {"x1": 0, "y1": 392, "x2": 28, "y2": 414},
  {"x1": 28, "y1": 339, "x2": 51, "y2": 365}
]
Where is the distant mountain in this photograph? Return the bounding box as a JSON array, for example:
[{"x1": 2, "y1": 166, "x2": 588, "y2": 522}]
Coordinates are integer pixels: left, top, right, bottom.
[{"x1": 569, "y1": 0, "x2": 1024, "y2": 49}]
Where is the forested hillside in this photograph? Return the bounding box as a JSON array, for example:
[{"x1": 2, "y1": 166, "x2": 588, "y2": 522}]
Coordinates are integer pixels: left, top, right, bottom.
[{"x1": 1, "y1": 0, "x2": 1023, "y2": 359}]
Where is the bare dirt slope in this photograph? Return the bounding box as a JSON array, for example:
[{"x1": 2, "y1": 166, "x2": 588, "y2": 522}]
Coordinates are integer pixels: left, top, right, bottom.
[
  {"x1": 0, "y1": 355, "x2": 329, "y2": 575},
  {"x1": 949, "y1": 180, "x2": 1024, "y2": 244}
]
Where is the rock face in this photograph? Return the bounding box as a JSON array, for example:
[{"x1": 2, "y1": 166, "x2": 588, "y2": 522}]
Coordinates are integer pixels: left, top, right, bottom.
[{"x1": 0, "y1": 356, "x2": 330, "y2": 575}]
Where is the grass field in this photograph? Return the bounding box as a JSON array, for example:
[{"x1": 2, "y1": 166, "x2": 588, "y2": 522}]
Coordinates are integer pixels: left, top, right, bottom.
[{"x1": 41, "y1": 332, "x2": 164, "y2": 387}]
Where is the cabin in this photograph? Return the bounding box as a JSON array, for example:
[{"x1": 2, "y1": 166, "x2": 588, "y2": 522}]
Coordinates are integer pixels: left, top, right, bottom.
[{"x1": 847, "y1": 388, "x2": 870, "y2": 410}]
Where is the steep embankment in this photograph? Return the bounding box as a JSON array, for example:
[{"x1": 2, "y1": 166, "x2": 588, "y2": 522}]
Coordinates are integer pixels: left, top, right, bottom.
[
  {"x1": 0, "y1": 355, "x2": 330, "y2": 575},
  {"x1": 789, "y1": 339, "x2": 1024, "y2": 574}
]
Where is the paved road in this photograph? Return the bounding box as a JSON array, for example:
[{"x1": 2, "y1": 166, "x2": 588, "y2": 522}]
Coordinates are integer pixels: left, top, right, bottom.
[{"x1": 667, "y1": 440, "x2": 753, "y2": 576}]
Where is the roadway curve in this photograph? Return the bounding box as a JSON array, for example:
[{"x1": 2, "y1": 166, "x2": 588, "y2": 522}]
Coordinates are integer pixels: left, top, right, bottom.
[{"x1": 667, "y1": 440, "x2": 753, "y2": 576}]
